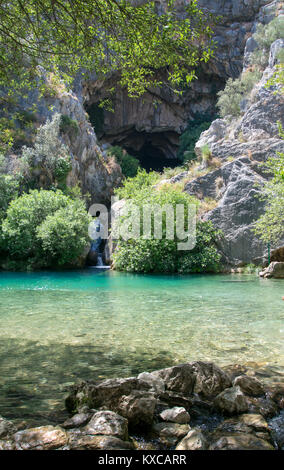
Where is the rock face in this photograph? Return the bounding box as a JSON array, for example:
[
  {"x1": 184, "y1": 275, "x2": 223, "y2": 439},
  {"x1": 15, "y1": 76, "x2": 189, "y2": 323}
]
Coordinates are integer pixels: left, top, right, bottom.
[
  {"x1": 5, "y1": 75, "x2": 122, "y2": 206},
  {"x1": 0, "y1": 361, "x2": 283, "y2": 450},
  {"x1": 187, "y1": 34, "x2": 284, "y2": 266},
  {"x1": 259, "y1": 261, "x2": 284, "y2": 278}
]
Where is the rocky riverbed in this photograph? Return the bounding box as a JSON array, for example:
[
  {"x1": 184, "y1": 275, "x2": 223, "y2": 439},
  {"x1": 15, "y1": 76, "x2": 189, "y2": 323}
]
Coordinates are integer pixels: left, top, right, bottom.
[{"x1": 0, "y1": 361, "x2": 283, "y2": 450}]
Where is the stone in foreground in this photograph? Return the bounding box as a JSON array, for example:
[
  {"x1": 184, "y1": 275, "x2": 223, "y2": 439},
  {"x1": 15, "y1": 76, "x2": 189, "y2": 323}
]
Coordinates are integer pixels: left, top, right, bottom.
[
  {"x1": 176, "y1": 429, "x2": 208, "y2": 450},
  {"x1": 214, "y1": 386, "x2": 248, "y2": 415},
  {"x1": 159, "y1": 407, "x2": 190, "y2": 424}
]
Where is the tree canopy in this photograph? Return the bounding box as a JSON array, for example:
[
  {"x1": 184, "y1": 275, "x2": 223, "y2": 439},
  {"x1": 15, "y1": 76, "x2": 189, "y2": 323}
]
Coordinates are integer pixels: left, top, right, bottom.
[{"x1": 0, "y1": 0, "x2": 215, "y2": 98}]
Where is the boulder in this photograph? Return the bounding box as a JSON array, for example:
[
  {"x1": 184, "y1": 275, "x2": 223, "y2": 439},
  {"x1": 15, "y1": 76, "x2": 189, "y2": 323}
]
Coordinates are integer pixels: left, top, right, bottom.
[
  {"x1": 246, "y1": 396, "x2": 279, "y2": 418},
  {"x1": 259, "y1": 262, "x2": 284, "y2": 279},
  {"x1": 152, "y1": 422, "x2": 190, "y2": 447},
  {"x1": 239, "y1": 413, "x2": 268, "y2": 432},
  {"x1": 83, "y1": 411, "x2": 128, "y2": 440},
  {"x1": 214, "y1": 386, "x2": 248, "y2": 415},
  {"x1": 209, "y1": 434, "x2": 274, "y2": 450},
  {"x1": 152, "y1": 361, "x2": 231, "y2": 398},
  {"x1": 67, "y1": 433, "x2": 134, "y2": 450},
  {"x1": 116, "y1": 390, "x2": 157, "y2": 427},
  {"x1": 62, "y1": 412, "x2": 92, "y2": 429},
  {"x1": 13, "y1": 426, "x2": 68, "y2": 450},
  {"x1": 176, "y1": 429, "x2": 208, "y2": 450},
  {"x1": 233, "y1": 375, "x2": 265, "y2": 396},
  {"x1": 191, "y1": 361, "x2": 232, "y2": 398},
  {"x1": 0, "y1": 440, "x2": 15, "y2": 450},
  {"x1": 159, "y1": 407, "x2": 190, "y2": 424},
  {"x1": 66, "y1": 378, "x2": 156, "y2": 428},
  {"x1": 137, "y1": 372, "x2": 165, "y2": 394},
  {"x1": 151, "y1": 363, "x2": 196, "y2": 396}
]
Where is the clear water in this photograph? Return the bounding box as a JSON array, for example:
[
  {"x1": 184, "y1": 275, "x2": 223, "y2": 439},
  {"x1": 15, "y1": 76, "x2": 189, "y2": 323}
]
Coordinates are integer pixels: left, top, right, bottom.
[{"x1": 0, "y1": 270, "x2": 283, "y2": 425}]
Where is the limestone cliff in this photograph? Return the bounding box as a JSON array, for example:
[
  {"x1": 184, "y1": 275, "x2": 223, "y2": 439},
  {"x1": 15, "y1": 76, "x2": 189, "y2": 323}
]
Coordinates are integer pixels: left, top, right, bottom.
[{"x1": 186, "y1": 38, "x2": 284, "y2": 266}]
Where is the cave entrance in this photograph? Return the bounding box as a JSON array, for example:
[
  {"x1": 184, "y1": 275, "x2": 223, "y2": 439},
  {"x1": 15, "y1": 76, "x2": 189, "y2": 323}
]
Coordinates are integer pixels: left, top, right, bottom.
[{"x1": 126, "y1": 142, "x2": 180, "y2": 172}]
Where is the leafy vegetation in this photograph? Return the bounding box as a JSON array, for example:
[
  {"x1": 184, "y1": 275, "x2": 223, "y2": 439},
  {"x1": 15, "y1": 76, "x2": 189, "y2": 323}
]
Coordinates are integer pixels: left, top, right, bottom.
[
  {"x1": 107, "y1": 146, "x2": 140, "y2": 178},
  {"x1": 217, "y1": 70, "x2": 262, "y2": 118},
  {"x1": 112, "y1": 170, "x2": 221, "y2": 273},
  {"x1": 0, "y1": 0, "x2": 215, "y2": 101},
  {"x1": 1, "y1": 189, "x2": 91, "y2": 267}
]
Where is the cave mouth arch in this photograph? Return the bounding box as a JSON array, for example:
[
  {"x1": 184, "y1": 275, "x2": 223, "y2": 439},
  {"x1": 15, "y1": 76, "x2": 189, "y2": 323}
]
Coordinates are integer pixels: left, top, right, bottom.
[
  {"x1": 102, "y1": 130, "x2": 182, "y2": 173},
  {"x1": 125, "y1": 143, "x2": 181, "y2": 172}
]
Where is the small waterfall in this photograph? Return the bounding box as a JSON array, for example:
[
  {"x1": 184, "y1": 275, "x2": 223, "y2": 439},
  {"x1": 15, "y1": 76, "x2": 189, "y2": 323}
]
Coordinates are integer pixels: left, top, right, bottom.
[
  {"x1": 89, "y1": 252, "x2": 110, "y2": 269},
  {"x1": 96, "y1": 253, "x2": 104, "y2": 267}
]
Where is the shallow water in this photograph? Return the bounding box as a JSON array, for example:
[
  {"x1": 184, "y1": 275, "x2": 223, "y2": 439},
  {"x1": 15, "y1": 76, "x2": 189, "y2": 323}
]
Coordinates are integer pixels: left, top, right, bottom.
[{"x1": 0, "y1": 270, "x2": 283, "y2": 425}]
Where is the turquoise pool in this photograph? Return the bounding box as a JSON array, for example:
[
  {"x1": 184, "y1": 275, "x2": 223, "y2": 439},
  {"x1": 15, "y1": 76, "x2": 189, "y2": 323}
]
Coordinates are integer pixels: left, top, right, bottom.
[{"x1": 0, "y1": 270, "x2": 283, "y2": 424}]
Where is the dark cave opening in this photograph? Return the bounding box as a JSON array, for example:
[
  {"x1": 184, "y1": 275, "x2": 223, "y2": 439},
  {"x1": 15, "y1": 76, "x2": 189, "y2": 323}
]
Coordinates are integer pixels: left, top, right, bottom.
[{"x1": 126, "y1": 142, "x2": 181, "y2": 172}]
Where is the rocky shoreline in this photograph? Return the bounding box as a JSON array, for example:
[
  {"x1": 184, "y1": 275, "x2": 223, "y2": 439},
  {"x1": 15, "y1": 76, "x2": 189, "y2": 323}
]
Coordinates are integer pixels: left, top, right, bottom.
[{"x1": 0, "y1": 361, "x2": 283, "y2": 450}]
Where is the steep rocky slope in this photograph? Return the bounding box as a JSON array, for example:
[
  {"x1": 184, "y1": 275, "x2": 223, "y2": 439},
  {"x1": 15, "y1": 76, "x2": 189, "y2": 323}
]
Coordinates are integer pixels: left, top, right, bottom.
[{"x1": 185, "y1": 39, "x2": 284, "y2": 266}]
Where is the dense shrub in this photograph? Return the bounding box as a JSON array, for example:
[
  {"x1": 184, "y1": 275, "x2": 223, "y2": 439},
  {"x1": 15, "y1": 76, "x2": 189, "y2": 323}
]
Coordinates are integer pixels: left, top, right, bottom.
[
  {"x1": 107, "y1": 145, "x2": 140, "y2": 177},
  {"x1": 252, "y1": 17, "x2": 284, "y2": 53},
  {"x1": 2, "y1": 189, "x2": 91, "y2": 266},
  {"x1": 112, "y1": 178, "x2": 221, "y2": 273},
  {"x1": 115, "y1": 168, "x2": 160, "y2": 199},
  {"x1": 37, "y1": 200, "x2": 91, "y2": 265},
  {"x1": 217, "y1": 70, "x2": 262, "y2": 118}
]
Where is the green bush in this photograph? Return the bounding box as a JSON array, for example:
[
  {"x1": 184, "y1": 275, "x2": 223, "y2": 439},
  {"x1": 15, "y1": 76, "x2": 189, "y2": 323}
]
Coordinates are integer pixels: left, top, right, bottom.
[
  {"x1": 252, "y1": 17, "x2": 284, "y2": 51},
  {"x1": 37, "y1": 200, "x2": 91, "y2": 265},
  {"x1": 2, "y1": 189, "x2": 91, "y2": 266},
  {"x1": 107, "y1": 145, "x2": 140, "y2": 177},
  {"x1": 115, "y1": 167, "x2": 159, "y2": 199},
  {"x1": 217, "y1": 71, "x2": 262, "y2": 118},
  {"x1": 112, "y1": 179, "x2": 221, "y2": 273}
]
